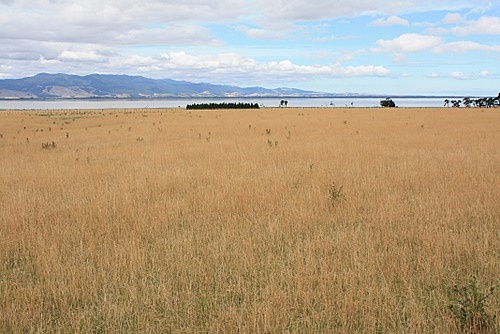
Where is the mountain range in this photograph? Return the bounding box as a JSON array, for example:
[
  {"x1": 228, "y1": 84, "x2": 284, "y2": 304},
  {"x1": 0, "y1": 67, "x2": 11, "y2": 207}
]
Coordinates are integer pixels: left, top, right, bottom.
[{"x1": 0, "y1": 73, "x2": 343, "y2": 99}]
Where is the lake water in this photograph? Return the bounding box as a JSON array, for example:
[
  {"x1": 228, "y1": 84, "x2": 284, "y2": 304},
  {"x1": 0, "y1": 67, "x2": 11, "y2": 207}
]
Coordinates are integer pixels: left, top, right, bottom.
[{"x1": 0, "y1": 97, "x2": 450, "y2": 110}]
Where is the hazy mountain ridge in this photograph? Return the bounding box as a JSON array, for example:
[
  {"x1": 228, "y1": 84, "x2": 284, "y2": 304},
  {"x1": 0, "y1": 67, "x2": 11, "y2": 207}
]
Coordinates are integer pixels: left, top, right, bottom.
[{"x1": 0, "y1": 73, "x2": 338, "y2": 99}]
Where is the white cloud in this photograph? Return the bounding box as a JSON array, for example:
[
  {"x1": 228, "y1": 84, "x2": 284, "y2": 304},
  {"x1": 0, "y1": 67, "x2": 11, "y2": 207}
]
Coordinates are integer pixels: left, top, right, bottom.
[
  {"x1": 160, "y1": 52, "x2": 253, "y2": 70},
  {"x1": 375, "y1": 34, "x2": 442, "y2": 53},
  {"x1": 428, "y1": 71, "x2": 485, "y2": 80},
  {"x1": 424, "y1": 27, "x2": 449, "y2": 35},
  {"x1": 254, "y1": 0, "x2": 470, "y2": 22},
  {"x1": 0, "y1": 0, "x2": 497, "y2": 94},
  {"x1": 236, "y1": 26, "x2": 288, "y2": 40},
  {"x1": 3, "y1": 0, "x2": 248, "y2": 24},
  {"x1": 158, "y1": 51, "x2": 391, "y2": 78},
  {"x1": 0, "y1": 40, "x2": 116, "y2": 62},
  {"x1": 39, "y1": 55, "x2": 61, "y2": 66},
  {"x1": 58, "y1": 51, "x2": 107, "y2": 62},
  {"x1": 267, "y1": 61, "x2": 391, "y2": 77},
  {"x1": 0, "y1": 0, "x2": 243, "y2": 45},
  {"x1": 114, "y1": 25, "x2": 218, "y2": 45},
  {"x1": 48, "y1": 50, "x2": 390, "y2": 83},
  {"x1": 0, "y1": 1, "x2": 494, "y2": 48},
  {"x1": 0, "y1": 0, "x2": 493, "y2": 45},
  {"x1": 392, "y1": 53, "x2": 407, "y2": 62},
  {"x1": 310, "y1": 51, "x2": 333, "y2": 59},
  {"x1": 433, "y1": 41, "x2": 500, "y2": 53},
  {"x1": 342, "y1": 64, "x2": 391, "y2": 76},
  {"x1": 370, "y1": 16, "x2": 409, "y2": 27},
  {"x1": 337, "y1": 52, "x2": 354, "y2": 62},
  {"x1": 442, "y1": 13, "x2": 464, "y2": 24},
  {"x1": 451, "y1": 71, "x2": 465, "y2": 79},
  {"x1": 428, "y1": 70, "x2": 495, "y2": 80},
  {"x1": 451, "y1": 16, "x2": 500, "y2": 35},
  {"x1": 425, "y1": 14, "x2": 500, "y2": 36}
]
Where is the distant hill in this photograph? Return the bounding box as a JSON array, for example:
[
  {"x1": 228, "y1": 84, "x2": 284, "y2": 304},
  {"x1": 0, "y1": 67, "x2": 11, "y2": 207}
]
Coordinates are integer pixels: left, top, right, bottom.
[{"x1": 0, "y1": 73, "x2": 337, "y2": 99}]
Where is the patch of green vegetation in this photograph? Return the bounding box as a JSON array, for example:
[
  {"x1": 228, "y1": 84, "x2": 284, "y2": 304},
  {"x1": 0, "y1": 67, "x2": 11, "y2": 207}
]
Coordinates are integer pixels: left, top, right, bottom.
[
  {"x1": 448, "y1": 276, "x2": 496, "y2": 333},
  {"x1": 186, "y1": 102, "x2": 260, "y2": 110}
]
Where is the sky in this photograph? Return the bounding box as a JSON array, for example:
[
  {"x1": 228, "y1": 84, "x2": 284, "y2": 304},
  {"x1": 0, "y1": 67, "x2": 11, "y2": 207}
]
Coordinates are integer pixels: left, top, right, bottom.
[{"x1": 0, "y1": 0, "x2": 499, "y2": 96}]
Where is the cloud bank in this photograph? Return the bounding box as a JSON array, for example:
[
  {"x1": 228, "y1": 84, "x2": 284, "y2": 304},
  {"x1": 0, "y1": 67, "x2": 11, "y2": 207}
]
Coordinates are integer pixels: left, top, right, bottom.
[{"x1": 0, "y1": 0, "x2": 498, "y2": 94}]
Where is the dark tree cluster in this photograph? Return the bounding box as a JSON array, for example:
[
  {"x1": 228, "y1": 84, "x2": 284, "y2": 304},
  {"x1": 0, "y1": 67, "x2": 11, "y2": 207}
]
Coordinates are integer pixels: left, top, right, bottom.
[
  {"x1": 186, "y1": 102, "x2": 260, "y2": 110},
  {"x1": 444, "y1": 93, "x2": 500, "y2": 108},
  {"x1": 380, "y1": 97, "x2": 397, "y2": 108}
]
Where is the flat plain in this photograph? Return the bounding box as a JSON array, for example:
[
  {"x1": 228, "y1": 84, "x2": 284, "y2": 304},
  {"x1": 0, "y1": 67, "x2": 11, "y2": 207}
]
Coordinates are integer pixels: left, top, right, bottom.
[{"x1": 1, "y1": 107, "x2": 499, "y2": 333}]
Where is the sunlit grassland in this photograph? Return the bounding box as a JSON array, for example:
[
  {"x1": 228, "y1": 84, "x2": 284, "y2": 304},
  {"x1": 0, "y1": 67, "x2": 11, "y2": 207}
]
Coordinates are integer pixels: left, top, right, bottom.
[{"x1": 1, "y1": 107, "x2": 498, "y2": 333}]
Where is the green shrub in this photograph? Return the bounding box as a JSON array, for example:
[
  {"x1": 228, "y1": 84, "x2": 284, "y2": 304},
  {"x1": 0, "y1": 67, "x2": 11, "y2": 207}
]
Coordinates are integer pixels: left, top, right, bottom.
[{"x1": 448, "y1": 276, "x2": 496, "y2": 333}]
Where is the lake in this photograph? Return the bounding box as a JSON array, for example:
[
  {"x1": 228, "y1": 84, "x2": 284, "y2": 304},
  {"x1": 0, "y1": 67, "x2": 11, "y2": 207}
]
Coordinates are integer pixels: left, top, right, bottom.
[{"x1": 0, "y1": 97, "x2": 450, "y2": 110}]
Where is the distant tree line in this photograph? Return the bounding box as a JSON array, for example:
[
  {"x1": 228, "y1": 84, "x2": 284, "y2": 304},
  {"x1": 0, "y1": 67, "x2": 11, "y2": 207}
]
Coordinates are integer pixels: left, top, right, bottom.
[
  {"x1": 186, "y1": 102, "x2": 260, "y2": 110},
  {"x1": 444, "y1": 93, "x2": 500, "y2": 108}
]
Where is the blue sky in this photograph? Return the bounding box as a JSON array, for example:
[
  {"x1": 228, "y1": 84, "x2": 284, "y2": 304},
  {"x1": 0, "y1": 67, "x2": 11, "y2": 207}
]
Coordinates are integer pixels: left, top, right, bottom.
[{"x1": 0, "y1": 0, "x2": 498, "y2": 95}]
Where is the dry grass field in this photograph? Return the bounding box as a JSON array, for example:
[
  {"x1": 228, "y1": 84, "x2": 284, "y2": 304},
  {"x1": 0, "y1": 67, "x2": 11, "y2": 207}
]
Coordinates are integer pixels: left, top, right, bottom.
[{"x1": 0, "y1": 106, "x2": 499, "y2": 333}]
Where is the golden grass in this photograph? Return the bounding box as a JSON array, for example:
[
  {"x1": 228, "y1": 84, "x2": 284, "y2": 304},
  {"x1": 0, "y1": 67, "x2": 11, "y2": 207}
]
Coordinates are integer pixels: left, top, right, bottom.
[{"x1": 1, "y1": 107, "x2": 499, "y2": 333}]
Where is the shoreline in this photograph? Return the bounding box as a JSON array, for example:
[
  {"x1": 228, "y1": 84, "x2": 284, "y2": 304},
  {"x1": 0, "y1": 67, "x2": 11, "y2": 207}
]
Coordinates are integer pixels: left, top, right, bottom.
[{"x1": 1, "y1": 106, "x2": 492, "y2": 113}]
